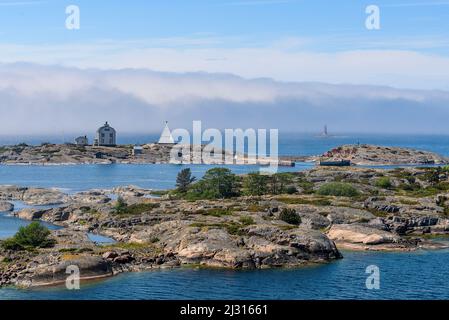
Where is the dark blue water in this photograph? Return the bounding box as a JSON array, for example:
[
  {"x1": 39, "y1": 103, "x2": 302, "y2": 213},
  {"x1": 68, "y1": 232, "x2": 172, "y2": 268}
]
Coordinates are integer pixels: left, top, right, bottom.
[
  {"x1": 0, "y1": 163, "x2": 310, "y2": 192},
  {"x1": 1, "y1": 249, "x2": 449, "y2": 300}
]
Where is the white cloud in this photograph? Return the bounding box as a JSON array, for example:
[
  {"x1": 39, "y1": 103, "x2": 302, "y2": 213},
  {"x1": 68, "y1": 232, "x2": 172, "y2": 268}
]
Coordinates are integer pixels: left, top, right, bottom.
[
  {"x1": 1, "y1": 40, "x2": 449, "y2": 91},
  {"x1": 1, "y1": 62, "x2": 443, "y2": 107},
  {"x1": 1, "y1": 63, "x2": 449, "y2": 135}
]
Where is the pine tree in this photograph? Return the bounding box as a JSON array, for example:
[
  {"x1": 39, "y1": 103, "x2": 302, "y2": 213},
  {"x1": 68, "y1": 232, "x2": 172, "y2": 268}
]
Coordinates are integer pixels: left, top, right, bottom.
[{"x1": 176, "y1": 168, "x2": 196, "y2": 193}]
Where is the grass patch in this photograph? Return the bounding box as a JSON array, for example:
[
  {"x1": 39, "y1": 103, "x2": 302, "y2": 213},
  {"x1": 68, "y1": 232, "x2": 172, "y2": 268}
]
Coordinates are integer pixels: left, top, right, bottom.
[
  {"x1": 316, "y1": 182, "x2": 360, "y2": 197},
  {"x1": 239, "y1": 216, "x2": 255, "y2": 226},
  {"x1": 189, "y1": 222, "x2": 247, "y2": 236},
  {"x1": 277, "y1": 225, "x2": 298, "y2": 231},
  {"x1": 375, "y1": 177, "x2": 393, "y2": 189},
  {"x1": 297, "y1": 180, "x2": 314, "y2": 194},
  {"x1": 397, "y1": 182, "x2": 449, "y2": 198},
  {"x1": 247, "y1": 204, "x2": 268, "y2": 212},
  {"x1": 365, "y1": 208, "x2": 389, "y2": 218},
  {"x1": 151, "y1": 190, "x2": 169, "y2": 196},
  {"x1": 397, "y1": 198, "x2": 419, "y2": 205},
  {"x1": 195, "y1": 208, "x2": 233, "y2": 217}
]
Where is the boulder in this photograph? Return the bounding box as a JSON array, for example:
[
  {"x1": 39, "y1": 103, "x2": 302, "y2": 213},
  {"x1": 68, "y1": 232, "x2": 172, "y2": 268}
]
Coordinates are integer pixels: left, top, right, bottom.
[
  {"x1": 16, "y1": 208, "x2": 46, "y2": 220},
  {"x1": 113, "y1": 254, "x2": 134, "y2": 264},
  {"x1": 23, "y1": 256, "x2": 113, "y2": 287},
  {"x1": 22, "y1": 188, "x2": 64, "y2": 206},
  {"x1": 42, "y1": 207, "x2": 71, "y2": 222},
  {"x1": 0, "y1": 201, "x2": 14, "y2": 212},
  {"x1": 324, "y1": 207, "x2": 375, "y2": 224},
  {"x1": 70, "y1": 191, "x2": 111, "y2": 204},
  {"x1": 327, "y1": 224, "x2": 399, "y2": 245},
  {"x1": 102, "y1": 251, "x2": 118, "y2": 260}
]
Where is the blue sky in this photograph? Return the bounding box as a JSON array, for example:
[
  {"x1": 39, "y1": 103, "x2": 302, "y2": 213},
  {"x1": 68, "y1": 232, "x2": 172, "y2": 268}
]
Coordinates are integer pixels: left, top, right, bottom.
[
  {"x1": 0, "y1": 0, "x2": 448, "y2": 54},
  {"x1": 0, "y1": 0, "x2": 449, "y2": 54}
]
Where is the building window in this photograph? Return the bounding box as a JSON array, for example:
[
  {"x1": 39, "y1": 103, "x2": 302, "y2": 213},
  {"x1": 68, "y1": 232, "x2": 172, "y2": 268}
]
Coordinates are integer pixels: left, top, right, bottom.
[
  {"x1": 110, "y1": 133, "x2": 113, "y2": 138},
  {"x1": 101, "y1": 133, "x2": 105, "y2": 137}
]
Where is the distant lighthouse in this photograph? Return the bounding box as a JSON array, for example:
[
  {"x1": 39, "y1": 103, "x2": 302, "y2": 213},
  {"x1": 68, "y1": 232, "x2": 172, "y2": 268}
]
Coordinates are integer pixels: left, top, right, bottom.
[{"x1": 322, "y1": 125, "x2": 328, "y2": 137}]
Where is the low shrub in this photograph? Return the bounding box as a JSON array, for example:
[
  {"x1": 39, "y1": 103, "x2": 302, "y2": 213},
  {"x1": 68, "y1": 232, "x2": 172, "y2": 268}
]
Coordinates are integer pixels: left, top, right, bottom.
[
  {"x1": 239, "y1": 216, "x2": 255, "y2": 226},
  {"x1": 375, "y1": 177, "x2": 393, "y2": 189},
  {"x1": 285, "y1": 186, "x2": 298, "y2": 194},
  {"x1": 316, "y1": 182, "x2": 359, "y2": 197},
  {"x1": 114, "y1": 198, "x2": 160, "y2": 215},
  {"x1": 1, "y1": 222, "x2": 55, "y2": 251},
  {"x1": 197, "y1": 208, "x2": 233, "y2": 217},
  {"x1": 278, "y1": 208, "x2": 301, "y2": 225}
]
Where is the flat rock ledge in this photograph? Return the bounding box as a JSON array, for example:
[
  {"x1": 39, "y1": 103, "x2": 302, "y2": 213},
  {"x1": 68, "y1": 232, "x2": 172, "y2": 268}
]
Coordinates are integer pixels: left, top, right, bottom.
[
  {"x1": 0, "y1": 201, "x2": 14, "y2": 212},
  {"x1": 327, "y1": 224, "x2": 448, "y2": 251},
  {"x1": 15, "y1": 256, "x2": 113, "y2": 288}
]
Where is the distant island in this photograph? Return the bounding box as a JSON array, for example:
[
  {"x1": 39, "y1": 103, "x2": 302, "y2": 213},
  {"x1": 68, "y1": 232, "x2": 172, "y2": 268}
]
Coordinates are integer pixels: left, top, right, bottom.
[{"x1": 0, "y1": 143, "x2": 447, "y2": 167}]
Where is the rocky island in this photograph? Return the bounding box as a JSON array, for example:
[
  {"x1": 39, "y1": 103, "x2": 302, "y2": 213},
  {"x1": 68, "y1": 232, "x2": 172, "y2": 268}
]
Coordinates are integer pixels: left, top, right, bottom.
[
  {"x1": 316, "y1": 144, "x2": 449, "y2": 165},
  {"x1": 1, "y1": 143, "x2": 447, "y2": 166},
  {"x1": 2, "y1": 155, "x2": 449, "y2": 288},
  {"x1": 0, "y1": 143, "x2": 295, "y2": 167}
]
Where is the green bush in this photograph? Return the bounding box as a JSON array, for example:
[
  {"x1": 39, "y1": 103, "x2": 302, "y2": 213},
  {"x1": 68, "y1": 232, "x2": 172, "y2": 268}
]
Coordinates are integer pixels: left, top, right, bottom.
[
  {"x1": 375, "y1": 177, "x2": 392, "y2": 189},
  {"x1": 186, "y1": 168, "x2": 239, "y2": 200},
  {"x1": 115, "y1": 201, "x2": 160, "y2": 215},
  {"x1": 268, "y1": 173, "x2": 294, "y2": 195},
  {"x1": 278, "y1": 208, "x2": 301, "y2": 225},
  {"x1": 243, "y1": 172, "x2": 269, "y2": 196},
  {"x1": 114, "y1": 196, "x2": 128, "y2": 214},
  {"x1": 316, "y1": 182, "x2": 359, "y2": 197},
  {"x1": 239, "y1": 216, "x2": 255, "y2": 226},
  {"x1": 1, "y1": 222, "x2": 55, "y2": 251},
  {"x1": 285, "y1": 186, "x2": 298, "y2": 194},
  {"x1": 242, "y1": 172, "x2": 296, "y2": 196}
]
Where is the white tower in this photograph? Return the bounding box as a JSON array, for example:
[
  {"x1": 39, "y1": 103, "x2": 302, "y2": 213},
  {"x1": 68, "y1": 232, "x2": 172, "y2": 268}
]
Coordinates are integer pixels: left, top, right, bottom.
[{"x1": 158, "y1": 121, "x2": 175, "y2": 145}]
